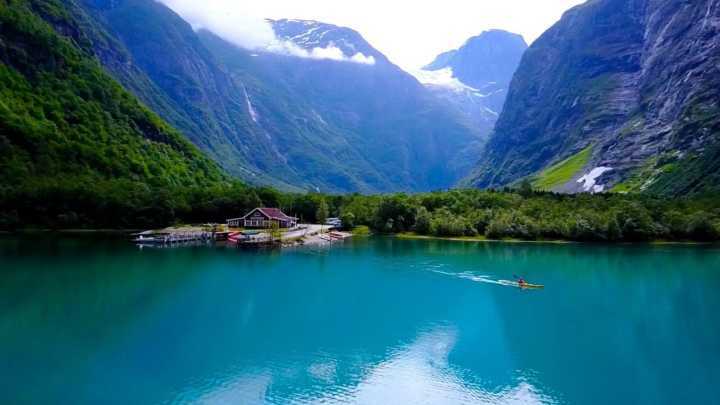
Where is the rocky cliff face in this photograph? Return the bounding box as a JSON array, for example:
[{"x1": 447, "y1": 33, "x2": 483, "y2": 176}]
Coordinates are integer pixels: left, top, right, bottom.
[
  {"x1": 199, "y1": 19, "x2": 485, "y2": 193},
  {"x1": 467, "y1": 0, "x2": 720, "y2": 195}
]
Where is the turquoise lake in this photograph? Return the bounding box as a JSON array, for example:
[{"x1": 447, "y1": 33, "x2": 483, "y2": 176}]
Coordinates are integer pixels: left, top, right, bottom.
[{"x1": 1, "y1": 236, "x2": 719, "y2": 404}]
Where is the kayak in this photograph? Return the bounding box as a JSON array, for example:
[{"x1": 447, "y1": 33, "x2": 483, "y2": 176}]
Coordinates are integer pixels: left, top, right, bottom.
[{"x1": 499, "y1": 280, "x2": 544, "y2": 289}]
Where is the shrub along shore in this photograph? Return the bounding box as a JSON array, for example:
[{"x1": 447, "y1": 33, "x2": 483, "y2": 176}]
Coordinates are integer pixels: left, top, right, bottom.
[{"x1": 1, "y1": 182, "x2": 719, "y2": 242}]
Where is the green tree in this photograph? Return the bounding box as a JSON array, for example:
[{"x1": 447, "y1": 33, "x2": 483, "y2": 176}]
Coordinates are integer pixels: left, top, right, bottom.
[
  {"x1": 686, "y1": 212, "x2": 719, "y2": 241},
  {"x1": 373, "y1": 195, "x2": 416, "y2": 232},
  {"x1": 518, "y1": 179, "x2": 534, "y2": 198},
  {"x1": 339, "y1": 211, "x2": 356, "y2": 231},
  {"x1": 316, "y1": 198, "x2": 329, "y2": 227},
  {"x1": 414, "y1": 206, "x2": 431, "y2": 234}
]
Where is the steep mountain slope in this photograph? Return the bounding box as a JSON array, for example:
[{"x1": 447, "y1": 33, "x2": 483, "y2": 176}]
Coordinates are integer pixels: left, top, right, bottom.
[
  {"x1": 77, "y1": 0, "x2": 301, "y2": 189},
  {"x1": 467, "y1": 0, "x2": 720, "y2": 195},
  {"x1": 414, "y1": 30, "x2": 527, "y2": 143},
  {"x1": 199, "y1": 19, "x2": 485, "y2": 192},
  {"x1": 71, "y1": 2, "x2": 486, "y2": 193},
  {"x1": 0, "y1": 0, "x2": 225, "y2": 189},
  {"x1": 0, "y1": 0, "x2": 233, "y2": 227}
]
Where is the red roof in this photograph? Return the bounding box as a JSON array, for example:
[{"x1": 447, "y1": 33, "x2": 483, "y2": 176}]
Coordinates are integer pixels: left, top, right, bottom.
[{"x1": 241, "y1": 208, "x2": 296, "y2": 221}]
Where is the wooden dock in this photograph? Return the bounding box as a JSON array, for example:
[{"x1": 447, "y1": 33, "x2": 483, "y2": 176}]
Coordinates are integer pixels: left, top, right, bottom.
[
  {"x1": 133, "y1": 231, "x2": 215, "y2": 245},
  {"x1": 227, "y1": 231, "x2": 281, "y2": 248}
]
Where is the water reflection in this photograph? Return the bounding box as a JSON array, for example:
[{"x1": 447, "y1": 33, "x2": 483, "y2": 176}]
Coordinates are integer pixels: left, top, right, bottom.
[
  {"x1": 326, "y1": 327, "x2": 556, "y2": 405},
  {"x1": 179, "y1": 326, "x2": 557, "y2": 405}
]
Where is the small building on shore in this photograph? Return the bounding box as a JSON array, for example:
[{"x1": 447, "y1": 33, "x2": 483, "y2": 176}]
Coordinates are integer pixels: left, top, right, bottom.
[{"x1": 227, "y1": 208, "x2": 298, "y2": 229}]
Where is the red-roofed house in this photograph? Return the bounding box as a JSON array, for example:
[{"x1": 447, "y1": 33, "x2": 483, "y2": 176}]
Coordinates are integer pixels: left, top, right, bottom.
[{"x1": 227, "y1": 208, "x2": 298, "y2": 229}]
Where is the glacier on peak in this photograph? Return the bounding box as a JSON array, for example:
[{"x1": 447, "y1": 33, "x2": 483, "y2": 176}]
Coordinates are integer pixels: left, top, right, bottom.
[{"x1": 410, "y1": 68, "x2": 482, "y2": 93}]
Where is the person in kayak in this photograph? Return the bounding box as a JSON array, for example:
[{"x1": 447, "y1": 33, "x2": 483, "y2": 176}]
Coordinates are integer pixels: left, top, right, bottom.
[{"x1": 517, "y1": 277, "x2": 526, "y2": 287}]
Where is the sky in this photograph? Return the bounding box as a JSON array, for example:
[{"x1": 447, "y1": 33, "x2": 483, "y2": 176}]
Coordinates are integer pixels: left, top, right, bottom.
[{"x1": 159, "y1": 0, "x2": 586, "y2": 70}]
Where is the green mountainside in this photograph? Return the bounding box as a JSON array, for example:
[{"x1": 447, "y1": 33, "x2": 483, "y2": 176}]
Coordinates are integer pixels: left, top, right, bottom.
[
  {"x1": 0, "y1": 0, "x2": 260, "y2": 228},
  {"x1": 77, "y1": 0, "x2": 300, "y2": 190}
]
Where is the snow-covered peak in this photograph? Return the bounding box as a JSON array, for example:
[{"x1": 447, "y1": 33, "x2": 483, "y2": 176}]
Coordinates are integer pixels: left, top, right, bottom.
[
  {"x1": 268, "y1": 19, "x2": 378, "y2": 65},
  {"x1": 418, "y1": 29, "x2": 527, "y2": 117},
  {"x1": 422, "y1": 29, "x2": 527, "y2": 91}
]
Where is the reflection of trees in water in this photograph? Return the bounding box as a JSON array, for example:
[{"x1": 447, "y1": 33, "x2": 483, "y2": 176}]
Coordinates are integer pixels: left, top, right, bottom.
[
  {"x1": 2, "y1": 237, "x2": 718, "y2": 404},
  {"x1": 0, "y1": 237, "x2": 221, "y2": 402}
]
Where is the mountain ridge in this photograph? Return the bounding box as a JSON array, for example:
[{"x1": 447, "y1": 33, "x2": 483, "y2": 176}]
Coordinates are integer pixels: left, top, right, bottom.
[
  {"x1": 414, "y1": 29, "x2": 527, "y2": 148},
  {"x1": 423, "y1": 29, "x2": 527, "y2": 108},
  {"x1": 197, "y1": 18, "x2": 486, "y2": 193},
  {"x1": 72, "y1": 3, "x2": 486, "y2": 193}
]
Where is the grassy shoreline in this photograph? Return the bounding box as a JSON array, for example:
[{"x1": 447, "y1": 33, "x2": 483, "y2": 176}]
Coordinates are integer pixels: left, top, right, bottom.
[
  {"x1": 394, "y1": 232, "x2": 715, "y2": 246},
  {"x1": 1, "y1": 228, "x2": 715, "y2": 246},
  {"x1": 395, "y1": 232, "x2": 574, "y2": 244}
]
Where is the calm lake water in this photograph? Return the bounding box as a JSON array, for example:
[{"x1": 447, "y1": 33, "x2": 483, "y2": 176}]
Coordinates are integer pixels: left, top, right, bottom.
[{"x1": 1, "y1": 236, "x2": 719, "y2": 404}]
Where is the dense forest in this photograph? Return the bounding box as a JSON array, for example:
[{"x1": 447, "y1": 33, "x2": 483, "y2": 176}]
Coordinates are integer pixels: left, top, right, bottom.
[
  {"x1": 3, "y1": 179, "x2": 720, "y2": 243},
  {"x1": 287, "y1": 188, "x2": 720, "y2": 242},
  {"x1": 0, "y1": 0, "x2": 230, "y2": 227}
]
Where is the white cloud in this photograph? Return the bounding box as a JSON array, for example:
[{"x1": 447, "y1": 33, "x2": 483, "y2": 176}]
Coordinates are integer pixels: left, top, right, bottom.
[
  {"x1": 350, "y1": 52, "x2": 376, "y2": 65},
  {"x1": 157, "y1": 0, "x2": 275, "y2": 49},
  {"x1": 304, "y1": 44, "x2": 376, "y2": 64},
  {"x1": 157, "y1": 0, "x2": 375, "y2": 65},
  {"x1": 264, "y1": 39, "x2": 376, "y2": 64},
  {"x1": 158, "y1": 0, "x2": 585, "y2": 69},
  {"x1": 309, "y1": 44, "x2": 345, "y2": 60},
  {"x1": 410, "y1": 67, "x2": 478, "y2": 92}
]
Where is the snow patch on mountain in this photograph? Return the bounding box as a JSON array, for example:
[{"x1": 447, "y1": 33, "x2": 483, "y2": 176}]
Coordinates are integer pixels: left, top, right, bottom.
[
  {"x1": 577, "y1": 167, "x2": 613, "y2": 193},
  {"x1": 287, "y1": 25, "x2": 323, "y2": 45},
  {"x1": 483, "y1": 107, "x2": 499, "y2": 117}
]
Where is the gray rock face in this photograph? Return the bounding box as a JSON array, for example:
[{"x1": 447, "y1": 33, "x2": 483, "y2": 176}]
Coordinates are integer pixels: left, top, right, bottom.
[
  {"x1": 416, "y1": 30, "x2": 527, "y2": 146},
  {"x1": 467, "y1": 0, "x2": 720, "y2": 195},
  {"x1": 423, "y1": 30, "x2": 528, "y2": 113},
  {"x1": 423, "y1": 84, "x2": 499, "y2": 140}
]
